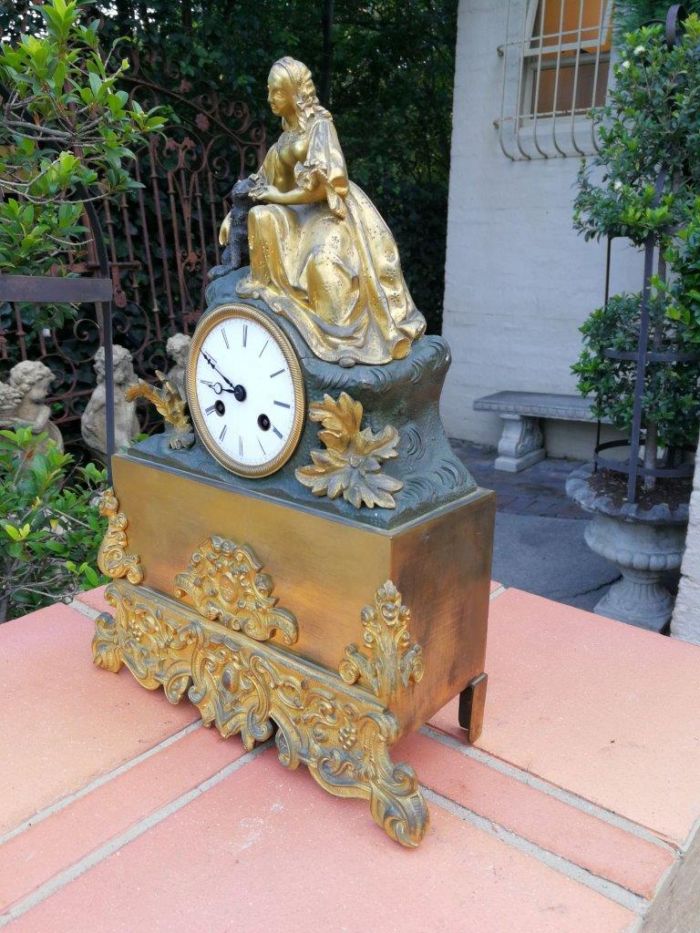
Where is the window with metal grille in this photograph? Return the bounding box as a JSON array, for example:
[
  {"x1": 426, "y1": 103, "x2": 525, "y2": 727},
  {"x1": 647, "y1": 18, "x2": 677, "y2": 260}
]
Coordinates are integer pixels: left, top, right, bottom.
[{"x1": 497, "y1": 0, "x2": 613, "y2": 160}]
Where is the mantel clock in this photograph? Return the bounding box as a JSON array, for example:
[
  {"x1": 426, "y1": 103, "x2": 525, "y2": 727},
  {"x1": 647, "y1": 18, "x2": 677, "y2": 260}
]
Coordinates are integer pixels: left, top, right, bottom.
[
  {"x1": 186, "y1": 303, "x2": 305, "y2": 477},
  {"x1": 91, "y1": 57, "x2": 494, "y2": 849}
]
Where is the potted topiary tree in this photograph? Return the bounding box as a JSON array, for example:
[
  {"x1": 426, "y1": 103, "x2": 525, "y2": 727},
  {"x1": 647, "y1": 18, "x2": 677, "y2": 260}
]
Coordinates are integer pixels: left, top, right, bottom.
[{"x1": 566, "y1": 7, "x2": 700, "y2": 631}]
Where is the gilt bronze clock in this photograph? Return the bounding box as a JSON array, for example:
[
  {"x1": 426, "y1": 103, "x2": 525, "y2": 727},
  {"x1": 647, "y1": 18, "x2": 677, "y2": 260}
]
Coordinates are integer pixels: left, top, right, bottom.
[{"x1": 91, "y1": 56, "x2": 494, "y2": 850}]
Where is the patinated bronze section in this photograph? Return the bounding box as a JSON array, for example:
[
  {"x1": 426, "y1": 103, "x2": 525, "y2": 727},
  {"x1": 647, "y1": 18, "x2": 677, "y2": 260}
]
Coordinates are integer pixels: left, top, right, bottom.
[{"x1": 96, "y1": 488, "x2": 143, "y2": 584}]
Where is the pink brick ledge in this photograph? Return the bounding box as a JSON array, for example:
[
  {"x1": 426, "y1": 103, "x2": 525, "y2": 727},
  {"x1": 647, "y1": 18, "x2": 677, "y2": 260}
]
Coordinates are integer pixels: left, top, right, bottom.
[{"x1": 1, "y1": 585, "x2": 699, "y2": 932}]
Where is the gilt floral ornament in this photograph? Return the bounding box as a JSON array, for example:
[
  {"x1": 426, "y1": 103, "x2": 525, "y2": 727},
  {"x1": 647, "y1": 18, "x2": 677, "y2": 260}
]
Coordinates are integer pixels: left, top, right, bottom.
[
  {"x1": 295, "y1": 392, "x2": 403, "y2": 509},
  {"x1": 125, "y1": 370, "x2": 194, "y2": 450}
]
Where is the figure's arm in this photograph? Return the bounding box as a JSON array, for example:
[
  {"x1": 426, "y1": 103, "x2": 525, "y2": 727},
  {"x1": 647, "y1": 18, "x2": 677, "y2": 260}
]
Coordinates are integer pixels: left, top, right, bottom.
[
  {"x1": 30, "y1": 405, "x2": 51, "y2": 433},
  {"x1": 81, "y1": 394, "x2": 105, "y2": 449},
  {"x1": 250, "y1": 184, "x2": 327, "y2": 206},
  {"x1": 219, "y1": 148, "x2": 277, "y2": 245}
]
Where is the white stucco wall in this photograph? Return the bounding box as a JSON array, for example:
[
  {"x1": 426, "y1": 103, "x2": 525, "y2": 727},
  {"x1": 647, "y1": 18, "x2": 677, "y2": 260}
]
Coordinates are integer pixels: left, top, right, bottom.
[
  {"x1": 671, "y1": 450, "x2": 700, "y2": 643},
  {"x1": 442, "y1": 0, "x2": 640, "y2": 459}
]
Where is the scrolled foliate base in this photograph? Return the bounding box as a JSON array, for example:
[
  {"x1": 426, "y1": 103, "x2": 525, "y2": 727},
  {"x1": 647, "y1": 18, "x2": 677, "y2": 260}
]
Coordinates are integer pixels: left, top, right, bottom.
[{"x1": 92, "y1": 579, "x2": 429, "y2": 847}]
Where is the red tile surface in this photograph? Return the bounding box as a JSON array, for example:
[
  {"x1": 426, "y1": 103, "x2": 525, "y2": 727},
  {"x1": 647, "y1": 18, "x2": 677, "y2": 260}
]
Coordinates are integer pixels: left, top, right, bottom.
[
  {"x1": 431, "y1": 588, "x2": 700, "y2": 846},
  {"x1": 10, "y1": 753, "x2": 635, "y2": 933},
  {"x1": 0, "y1": 727, "x2": 245, "y2": 912},
  {"x1": 0, "y1": 603, "x2": 198, "y2": 836},
  {"x1": 7, "y1": 583, "x2": 700, "y2": 932},
  {"x1": 399, "y1": 732, "x2": 674, "y2": 899}
]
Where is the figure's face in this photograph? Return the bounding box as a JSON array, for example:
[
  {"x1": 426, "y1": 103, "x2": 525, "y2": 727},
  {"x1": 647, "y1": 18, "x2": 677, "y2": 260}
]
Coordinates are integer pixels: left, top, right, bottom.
[
  {"x1": 28, "y1": 374, "x2": 52, "y2": 401},
  {"x1": 114, "y1": 358, "x2": 130, "y2": 384},
  {"x1": 267, "y1": 70, "x2": 295, "y2": 120}
]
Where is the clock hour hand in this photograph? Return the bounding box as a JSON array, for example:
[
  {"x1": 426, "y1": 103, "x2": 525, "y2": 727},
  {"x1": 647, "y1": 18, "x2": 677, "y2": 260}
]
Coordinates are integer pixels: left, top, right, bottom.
[{"x1": 200, "y1": 379, "x2": 238, "y2": 396}]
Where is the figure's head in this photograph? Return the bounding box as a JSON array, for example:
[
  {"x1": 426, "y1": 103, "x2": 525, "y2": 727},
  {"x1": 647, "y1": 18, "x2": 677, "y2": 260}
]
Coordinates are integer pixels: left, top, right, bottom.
[
  {"x1": 267, "y1": 57, "x2": 326, "y2": 129},
  {"x1": 93, "y1": 345, "x2": 135, "y2": 385},
  {"x1": 9, "y1": 360, "x2": 55, "y2": 401},
  {"x1": 166, "y1": 333, "x2": 191, "y2": 368}
]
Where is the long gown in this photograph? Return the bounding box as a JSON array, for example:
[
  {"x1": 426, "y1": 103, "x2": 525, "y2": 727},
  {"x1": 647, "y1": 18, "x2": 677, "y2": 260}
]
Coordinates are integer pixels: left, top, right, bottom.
[{"x1": 236, "y1": 113, "x2": 426, "y2": 365}]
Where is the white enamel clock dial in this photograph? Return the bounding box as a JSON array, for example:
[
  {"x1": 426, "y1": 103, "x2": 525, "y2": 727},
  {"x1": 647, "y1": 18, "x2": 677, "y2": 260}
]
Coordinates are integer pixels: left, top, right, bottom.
[{"x1": 186, "y1": 304, "x2": 305, "y2": 477}]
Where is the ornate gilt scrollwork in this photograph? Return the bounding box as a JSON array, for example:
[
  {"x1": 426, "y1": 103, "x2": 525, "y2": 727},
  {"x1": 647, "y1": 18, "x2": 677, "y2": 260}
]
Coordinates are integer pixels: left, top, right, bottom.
[
  {"x1": 339, "y1": 581, "x2": 424, "y2": 705},
  {"x1": 173, "y1": 536, "x2": 298, "y2": 645},
  {"x1": 92, "y1": 580, "x2": 428, "y2": 847},
  {"x1": 96, "y1": 489, "x2": 144, "y2": 583},
  {"x1": 93, "y1": 587, "x2": 192, "y2": 702}
]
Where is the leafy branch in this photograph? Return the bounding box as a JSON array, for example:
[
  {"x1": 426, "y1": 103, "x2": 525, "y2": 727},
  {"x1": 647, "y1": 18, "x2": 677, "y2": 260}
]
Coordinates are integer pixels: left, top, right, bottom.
[
  {"x1": 0, "y1": 0, "x2": 165, "y2": 330},
  {"x1": 0, "y1": 427, "x2": 108, "y2": 623}
]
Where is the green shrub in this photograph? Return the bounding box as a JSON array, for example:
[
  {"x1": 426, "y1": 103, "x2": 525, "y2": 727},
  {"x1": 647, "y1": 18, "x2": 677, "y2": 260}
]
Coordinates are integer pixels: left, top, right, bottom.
[
  {"x1": 572, "y1": 17, "x2": 700, "y2": 470},
  {"x1": 0, "y1": 427, "x2": 108, "y2": 622},
  {"x1": 573, "y1": 293, "x2": 700, "y2": 447},
  {"x1": 0, "y1": 0, "x2": 164, "y2": 332}
]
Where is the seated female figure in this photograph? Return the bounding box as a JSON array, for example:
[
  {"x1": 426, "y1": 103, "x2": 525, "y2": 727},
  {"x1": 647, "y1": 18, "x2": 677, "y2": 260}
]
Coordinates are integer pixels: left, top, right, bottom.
[{"x1": 228, "y1": 57, "x2": 426, "y2": 366}]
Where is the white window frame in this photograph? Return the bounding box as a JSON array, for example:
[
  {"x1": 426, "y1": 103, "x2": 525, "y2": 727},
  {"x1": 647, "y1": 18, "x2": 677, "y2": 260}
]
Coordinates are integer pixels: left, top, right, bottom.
[{"x1": 497, "y1": 0, "x2": 614, "y2": 160}]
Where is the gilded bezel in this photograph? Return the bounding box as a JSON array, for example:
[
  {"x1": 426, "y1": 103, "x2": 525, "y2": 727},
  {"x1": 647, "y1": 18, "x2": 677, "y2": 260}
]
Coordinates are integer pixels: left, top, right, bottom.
[{"x1": 186, "y1": 302, "x2": 305, "y2": 478}]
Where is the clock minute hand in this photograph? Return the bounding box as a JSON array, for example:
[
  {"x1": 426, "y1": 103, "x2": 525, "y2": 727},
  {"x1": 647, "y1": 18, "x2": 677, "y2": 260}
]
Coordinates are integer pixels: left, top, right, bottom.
[
  {"x1": 202, "y1": 349, "x2": 237, "y2": 391},
  {"x1": 201, "y1": 349, "x2": 248, "y2": 402}
]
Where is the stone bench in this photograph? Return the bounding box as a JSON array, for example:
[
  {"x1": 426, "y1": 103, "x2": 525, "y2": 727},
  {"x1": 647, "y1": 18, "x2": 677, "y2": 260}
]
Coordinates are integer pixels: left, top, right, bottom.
[{"x1": 473, "y1": 391, "x2": 610, "y2": 472}]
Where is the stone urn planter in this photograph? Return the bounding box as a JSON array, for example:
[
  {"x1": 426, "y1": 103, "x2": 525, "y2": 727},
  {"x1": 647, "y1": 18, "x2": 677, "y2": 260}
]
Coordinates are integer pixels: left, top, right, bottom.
[{"x1": 566, "y1": 464, "x2": 689, "y2": 632}]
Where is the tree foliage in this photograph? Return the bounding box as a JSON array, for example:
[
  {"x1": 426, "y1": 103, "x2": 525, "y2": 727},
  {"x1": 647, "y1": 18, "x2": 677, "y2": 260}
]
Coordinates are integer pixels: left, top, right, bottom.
[
  {"x1": 573, "y1": 293, "x2": 699, "y2": 446},
  {"x1": 614, "y1": 0, "x2": 700, "y2": 36},
  {"x1": 4, "y1": 0, "x2": 457, "y2": 333},
  {"x1": 0, "y1": 0, "x2": 164, "y2": 328},
  {"x1": 572, "y1": 17, "x2": 700, "y2": 451}
]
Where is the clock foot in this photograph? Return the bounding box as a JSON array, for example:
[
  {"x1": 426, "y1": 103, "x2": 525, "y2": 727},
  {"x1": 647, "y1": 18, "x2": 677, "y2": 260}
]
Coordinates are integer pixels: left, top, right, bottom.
[
  {"x1": 458, "y1": 672, "x2": 488, "y2": 743},
  {"x1": 92, "y1": 579, "x2": 429, "y2": 848}
]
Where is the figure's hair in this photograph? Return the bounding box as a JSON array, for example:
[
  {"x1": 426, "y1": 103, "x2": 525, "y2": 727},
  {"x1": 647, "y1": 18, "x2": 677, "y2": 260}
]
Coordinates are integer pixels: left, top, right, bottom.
[
  {"x1": 166, "y1": 333, "x2": 191, "y2": 360},
  {"x1": 93, "y1": 344, "x2": 135, "y2": 381},
  {"x1": 270, "y1": 57, "x2": 329, "y2": 131},
  {"x1": 9, "y1": 360, "x2": 54, "y2": 395}
]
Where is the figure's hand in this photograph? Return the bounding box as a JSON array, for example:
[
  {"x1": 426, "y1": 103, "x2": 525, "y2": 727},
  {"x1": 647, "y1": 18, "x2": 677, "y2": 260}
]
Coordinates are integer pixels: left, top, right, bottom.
[
  {"x1": 249, "y1": 184, "x2": 279, "y2": 203},
  {"x1": 218, "y1": 214, "x2": 231, "y2": 247}
]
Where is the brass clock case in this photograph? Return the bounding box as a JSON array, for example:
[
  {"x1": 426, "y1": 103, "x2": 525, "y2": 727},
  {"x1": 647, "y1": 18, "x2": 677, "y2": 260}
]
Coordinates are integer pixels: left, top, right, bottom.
[{"x1": 186, "y1": 302, "x2": 306, "y2": 478}]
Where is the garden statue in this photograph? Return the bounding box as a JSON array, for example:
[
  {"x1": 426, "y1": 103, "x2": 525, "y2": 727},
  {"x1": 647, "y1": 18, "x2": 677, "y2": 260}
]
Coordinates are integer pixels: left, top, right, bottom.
[
  {"x1": 219, "y1": 56, "x2": 426, "y2": 366},
  {"x1": 0, "y1": 381, "x2": 21, "y2": 420},
  {"x1": 0, "y1": 360, "x2": 63, "y2": 451},
  {"x1": 81, "y1": 345, "x2": 140, "y2": 457},
  {"x1": 165, "y1": 333, "x2": 191, "y2": 399}
]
